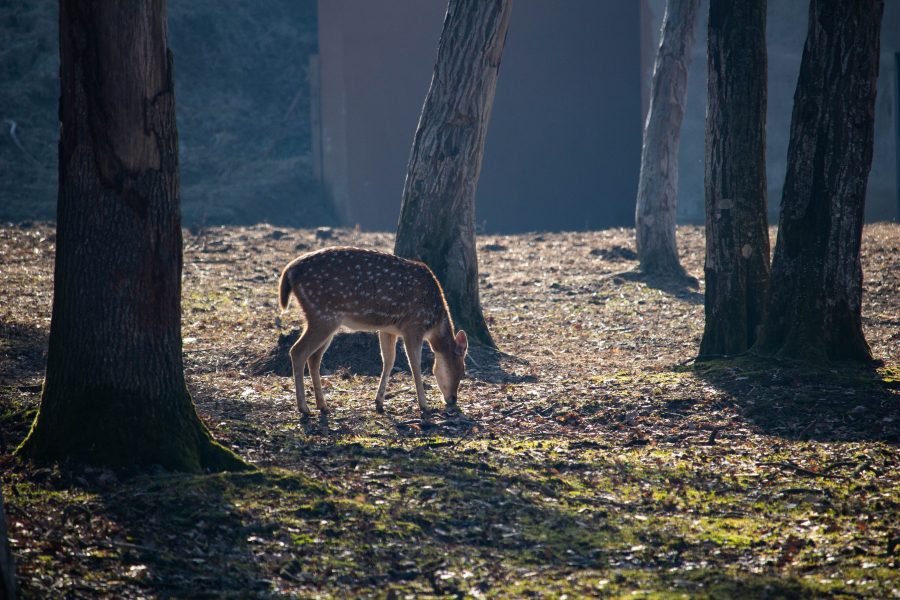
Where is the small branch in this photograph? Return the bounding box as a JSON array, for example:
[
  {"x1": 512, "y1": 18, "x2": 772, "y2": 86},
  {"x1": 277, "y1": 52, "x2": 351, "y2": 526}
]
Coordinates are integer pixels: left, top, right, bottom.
[
  {"x1": 758, "y1": 460, "x2": 847, "y2": 479},
  {"x1": 3, "y1": 118, "x2": 42, "y2": 166},
  {"x1": 780, "y1": 487, "x2": 824, "y2": 495},
  {"x1": 694, "y1": 350, "x2": 751, "y2": 363},
  {"x1": 103, "y1": 539, "x2": 160, "y2": 554},
  {"x1": 822, "y1": 460, "x2": 859, "y2": 474}
]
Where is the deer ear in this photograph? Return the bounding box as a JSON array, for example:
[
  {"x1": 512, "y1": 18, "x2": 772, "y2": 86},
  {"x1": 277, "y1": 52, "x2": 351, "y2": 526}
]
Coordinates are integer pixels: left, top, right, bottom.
[{"x1": 454, "y1": 330, "x2": 468, "y2": 356}]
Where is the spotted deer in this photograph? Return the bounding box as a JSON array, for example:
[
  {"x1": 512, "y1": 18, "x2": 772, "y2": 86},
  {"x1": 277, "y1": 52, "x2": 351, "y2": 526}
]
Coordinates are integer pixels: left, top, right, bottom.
[{"x1": 278, "y1": 247, "x2": 468, "y2": 417}]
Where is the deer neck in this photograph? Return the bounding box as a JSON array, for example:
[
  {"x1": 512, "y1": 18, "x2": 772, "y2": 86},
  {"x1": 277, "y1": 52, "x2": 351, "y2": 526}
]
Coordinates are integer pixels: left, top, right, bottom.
[{"x1": 427, "y1": 316, "x2": 456, "y2": 357}]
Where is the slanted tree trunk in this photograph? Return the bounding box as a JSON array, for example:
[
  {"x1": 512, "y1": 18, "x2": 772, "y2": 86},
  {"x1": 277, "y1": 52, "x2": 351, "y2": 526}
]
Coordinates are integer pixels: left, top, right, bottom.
[
  {"x1": 699, "y1": 0, "x2": 770, "y2": 358},
  {"x1": 635, "y1": 0, "x2": 700, "y2": 277},
  {"x1": 756, "y1": 0, "x2": 884, "y2": 362},
  {"x1": 16, "y1": 1, "x2": 245, "y2": 472},
  {"x1": 394, "y1": 0, "x2": 513, "y2": 348},
  {"x1": 0, "y1": 488, "x2": 14, "y2": 600}
]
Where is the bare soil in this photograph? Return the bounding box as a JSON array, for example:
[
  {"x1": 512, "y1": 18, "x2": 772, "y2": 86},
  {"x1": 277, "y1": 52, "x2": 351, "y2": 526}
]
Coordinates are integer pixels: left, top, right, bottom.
[{"x1": 1, "y1": 222, "x2": 898, "y2": 598}]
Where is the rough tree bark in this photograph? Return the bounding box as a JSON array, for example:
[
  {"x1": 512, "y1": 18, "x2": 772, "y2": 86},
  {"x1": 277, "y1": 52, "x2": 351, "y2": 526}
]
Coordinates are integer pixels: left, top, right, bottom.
[
  {"x1": 756, "y1": 0, "x2": 884, "y2": 362},
  {"x1": 699, "y1": 0, "x2": 770, "y2": 358},
  {"x1": 0, "y1": 488, "x2": 14, "y2": 600},
  {"x1": 16, "y1": 1, "x2": 245, "y2": 471},
  {"x1": 635, "y1": 0, "x2": 700, "y2": 277},
  {"x1": 394, "y1": 0, "x2": 513, "y2": 348}
]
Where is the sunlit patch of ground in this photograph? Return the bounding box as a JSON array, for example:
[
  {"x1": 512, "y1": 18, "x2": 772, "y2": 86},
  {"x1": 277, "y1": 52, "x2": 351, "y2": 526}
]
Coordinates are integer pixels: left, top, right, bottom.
[{"x1": 1, "y1": 222, "x2": 898, "y2": 598}]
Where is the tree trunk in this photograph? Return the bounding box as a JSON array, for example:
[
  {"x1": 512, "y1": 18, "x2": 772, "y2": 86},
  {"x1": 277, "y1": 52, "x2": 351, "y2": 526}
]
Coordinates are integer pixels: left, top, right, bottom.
[
  {"x1": 756, "y1": 0, "x2": 884, "y2": 362},
  {"x1": 16, "y1": 1, "x2": 245, "y2": 472},
  {"x1": 699, "y1": 0, "x2": 770, "y2": 358},
  {"x1": 0, "y1": 488, "x2": 14, "y2": 600},
  {"x1": 635, "y1": 0, "x2": 700, "y2": 277},
  {"x1": 394, "y1": 0, "x2": 512, "y2": 348}
]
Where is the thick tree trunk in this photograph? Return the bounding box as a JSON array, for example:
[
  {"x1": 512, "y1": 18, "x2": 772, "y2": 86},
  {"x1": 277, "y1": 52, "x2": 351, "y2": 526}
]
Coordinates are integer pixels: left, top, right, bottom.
[
  {"x1": 756, "y1": 0, "x2": 883, "y2": 362},
  {"x1": 699, "y1": 0, "x2": 770, "y2": 358},
  {"x1": 394, "y1": 0, "x2": 512, "y2": 348},
  {"x1": 0, "y1": 488, "x2": 14, "y2": 600},
  {"x1": 635, "y1": 0, "x2": 700, "y2": 277},
  {"x1": 17, "y1": 1, "x2": 245, "y2": 471}
]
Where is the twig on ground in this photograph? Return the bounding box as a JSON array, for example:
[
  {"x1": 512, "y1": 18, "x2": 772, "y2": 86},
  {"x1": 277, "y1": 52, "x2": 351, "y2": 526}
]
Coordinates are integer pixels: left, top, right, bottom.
[{"x1": 758, "y1": 460, "x2": 847, "y2": 479}]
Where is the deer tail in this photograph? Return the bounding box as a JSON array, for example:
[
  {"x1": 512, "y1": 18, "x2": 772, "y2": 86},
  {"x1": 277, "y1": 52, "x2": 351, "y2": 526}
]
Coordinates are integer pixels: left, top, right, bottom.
[{"x1": 278, "y1": 267, "x2": 293, "y2": 311}]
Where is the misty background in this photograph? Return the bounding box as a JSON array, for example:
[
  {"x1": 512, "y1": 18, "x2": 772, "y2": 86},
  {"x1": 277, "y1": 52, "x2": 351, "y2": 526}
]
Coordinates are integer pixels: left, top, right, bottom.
[{"x1": 1, "y1": 0, "x2": 898, "y2": 230}]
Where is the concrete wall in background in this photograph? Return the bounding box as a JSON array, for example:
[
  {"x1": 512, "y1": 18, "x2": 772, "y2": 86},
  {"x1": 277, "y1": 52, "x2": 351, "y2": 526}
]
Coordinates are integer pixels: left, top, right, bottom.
[
  {"x1": 316, "y1": 1, "x2": 446, "y2": 229},
  {"x1": 317, "y1": 1, "x2": 643, "y2": 233},
  {"x1": 477, "y1": 2, "x2": 643, "y2": 233},
  {"x1": 645, "y1": 0, "x2": 900, "y2": 223}
]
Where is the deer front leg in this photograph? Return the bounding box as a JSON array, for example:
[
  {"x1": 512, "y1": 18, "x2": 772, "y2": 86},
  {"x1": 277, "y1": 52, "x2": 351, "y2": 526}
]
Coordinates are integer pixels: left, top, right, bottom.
[
  {"x1": 308, "y1": 334, "x2": 334, "y2": 414},
  {"x1": 403, "y1": 334, "x2": 429, "y2": 414},
  {"x1": 289, "y1": 345, "x2": 310, "y2": 417},
  {"x1": 375, "y1": 331, "x2": 398, "y2": 413}
]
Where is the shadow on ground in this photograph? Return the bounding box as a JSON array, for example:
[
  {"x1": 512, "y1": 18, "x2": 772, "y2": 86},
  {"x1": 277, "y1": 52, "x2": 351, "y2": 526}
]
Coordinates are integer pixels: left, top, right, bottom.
[
  {"x1": 694, "y1": 356, "x2": 899, "y2": 443},
  {"x1": 8, "y1": 439, "x2": 829, "y2": 597},
  {"x1": 251, "y1": 330, "x2": 536, "y2": 384},
  {"x1": 614, "y1": 268, "x2": 703, "y2": 305},
  {"x1": 295, "y1": 404, "x2": 478, "y2": 440},
  {"x1": 0, "y1": 319, "x2": 47, "y2": 452},
  {"x1": 0, "y1": 319, "x2": 47, "y2": 386}
]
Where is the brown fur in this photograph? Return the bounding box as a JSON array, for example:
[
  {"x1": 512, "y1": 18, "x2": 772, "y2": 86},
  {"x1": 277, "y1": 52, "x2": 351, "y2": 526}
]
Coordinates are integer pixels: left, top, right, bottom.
[{"x1": 278, "y1": 247, "x2": 468, "y2": 416}]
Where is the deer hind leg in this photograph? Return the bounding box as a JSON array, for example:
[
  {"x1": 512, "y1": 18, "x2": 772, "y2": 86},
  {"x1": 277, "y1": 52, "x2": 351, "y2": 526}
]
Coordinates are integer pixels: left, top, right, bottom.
[
  {"x1": 289, "y1": 321, "x2": 337, "y2": 417},
  {"x1": 402, "y1": 333, "x2": 429, "y2": 414},
  {"x1": 375, "y1": 331, "x2": 398, "y2": 413},
  {"x1": 308, "y1": 334, "x2": 334, "y2": 414}
]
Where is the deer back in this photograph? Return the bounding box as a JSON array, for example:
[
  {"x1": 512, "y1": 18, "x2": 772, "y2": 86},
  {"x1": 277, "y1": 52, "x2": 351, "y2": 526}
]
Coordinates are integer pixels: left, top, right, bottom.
[{"x1": 281, "y1": 247, "x2": 450, "y2": 334}]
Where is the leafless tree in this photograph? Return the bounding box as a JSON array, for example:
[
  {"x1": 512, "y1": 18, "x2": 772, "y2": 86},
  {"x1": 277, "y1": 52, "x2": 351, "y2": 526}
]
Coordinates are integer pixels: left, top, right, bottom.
[
  {"x1": 394, "y1": 0, "x2": 513, "y2": 348},
  {"x1": 635, "y1": 0, "x2": 700, "y2": 279},
  {"x1": 699, "y1": 0, "x2": 770, "y2": 358},
  {"x1": 17, "y1": 1, "x2": 245, "y2": 471},
  {"x1": 756, "y1": 0, "x2": 884, "y2": 361}
]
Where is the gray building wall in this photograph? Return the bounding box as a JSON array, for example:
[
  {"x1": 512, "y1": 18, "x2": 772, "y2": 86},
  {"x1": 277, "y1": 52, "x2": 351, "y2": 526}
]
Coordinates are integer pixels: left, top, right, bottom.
[
  {"x1": 646, "y1": 0, "x2": 900, "y2": 223},
  {"x1": 317, "y1": 0, "x2": 643, "y2": 233}
]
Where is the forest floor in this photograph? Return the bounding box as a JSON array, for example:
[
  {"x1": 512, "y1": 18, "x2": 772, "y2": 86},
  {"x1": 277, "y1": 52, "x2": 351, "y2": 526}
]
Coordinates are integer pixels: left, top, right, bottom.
[{"x1": 1, "y1": 222, "x2": 898, "y2": 599}]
